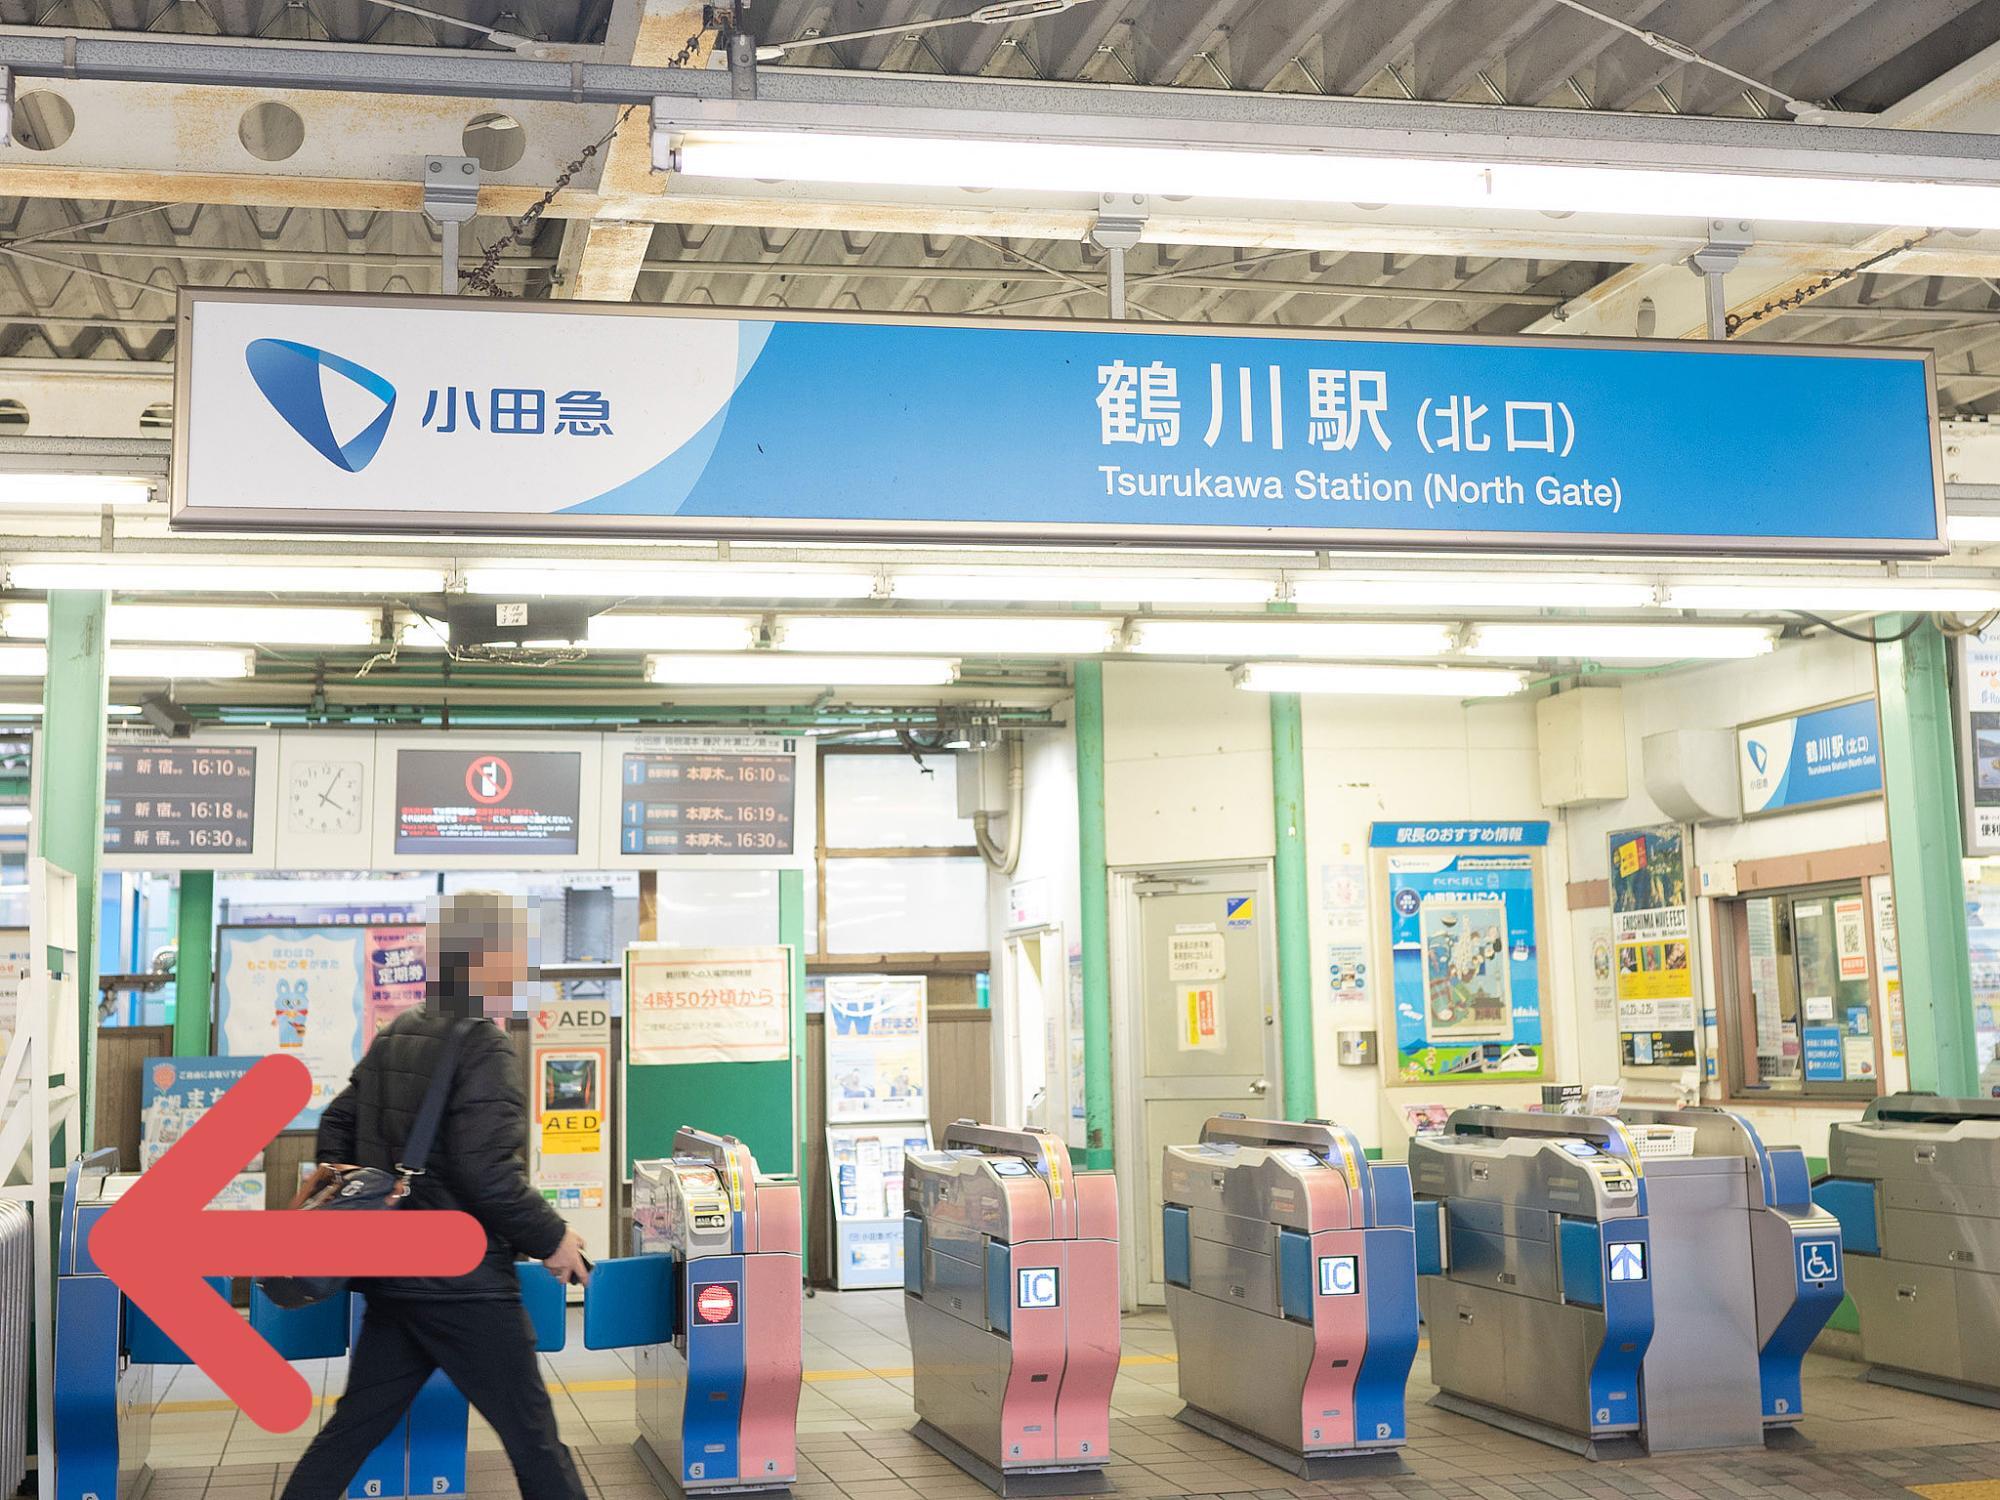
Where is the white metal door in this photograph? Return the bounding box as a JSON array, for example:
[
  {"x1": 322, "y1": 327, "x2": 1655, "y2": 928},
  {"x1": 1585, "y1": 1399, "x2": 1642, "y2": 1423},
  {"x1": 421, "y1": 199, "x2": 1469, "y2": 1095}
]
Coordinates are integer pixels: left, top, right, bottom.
[{"x1": 1116, "y1": 863, "x2": 1279, "y2": 1303}]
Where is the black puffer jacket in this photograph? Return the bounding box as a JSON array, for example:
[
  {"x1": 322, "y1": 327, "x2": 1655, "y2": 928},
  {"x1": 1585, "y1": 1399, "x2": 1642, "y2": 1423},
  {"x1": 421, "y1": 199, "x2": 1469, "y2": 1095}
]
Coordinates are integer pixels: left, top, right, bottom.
[{"x1": 316, "y1": 1007, "x2": 568, "y2": 1300}]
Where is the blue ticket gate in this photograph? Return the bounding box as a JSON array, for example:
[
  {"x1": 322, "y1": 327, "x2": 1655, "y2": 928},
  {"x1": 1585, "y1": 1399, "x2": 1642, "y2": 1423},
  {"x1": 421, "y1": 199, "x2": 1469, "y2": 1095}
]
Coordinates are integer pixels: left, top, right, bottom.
[{"x1": 53, "y1": 1150, "x2": 567, "y2": 1500}]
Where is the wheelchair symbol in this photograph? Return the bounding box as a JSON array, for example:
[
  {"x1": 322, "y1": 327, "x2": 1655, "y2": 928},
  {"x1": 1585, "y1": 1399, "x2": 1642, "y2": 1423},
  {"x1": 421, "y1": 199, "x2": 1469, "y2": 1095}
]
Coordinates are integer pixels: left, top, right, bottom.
[{"x1": 1799, "y1": 1238, "x2": 1838, "y2": 1283}]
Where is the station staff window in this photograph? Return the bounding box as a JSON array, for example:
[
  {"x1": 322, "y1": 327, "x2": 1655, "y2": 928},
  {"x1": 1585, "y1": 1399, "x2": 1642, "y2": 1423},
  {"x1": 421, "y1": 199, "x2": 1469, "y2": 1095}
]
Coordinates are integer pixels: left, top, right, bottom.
[{"x1": 1717, "y1": 880, "x2": 1884, "y2": 1100}]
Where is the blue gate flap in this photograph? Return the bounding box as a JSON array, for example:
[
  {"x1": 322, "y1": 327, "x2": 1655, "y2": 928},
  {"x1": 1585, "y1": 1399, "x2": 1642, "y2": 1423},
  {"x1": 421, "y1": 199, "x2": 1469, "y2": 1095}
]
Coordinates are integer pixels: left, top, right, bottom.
[
  {"x1": 128, "y1": 1277, "x2": 230, "y2": 1364},
  {"x1": 584, "y1": 1254, "x2": 676, "y2": 1351},
  {"x1": 1162, "y1": 1205, "x2": 1191, "y2": 1290},
  {"x1": 1411, "y1": 1199, "x2": 1445, "y2": 1277},
  {"x1": 1812, "y1": 1179, "x2": 1879, "y2": 1256},
  {"x1": 517, "y1": 1262, "x2": 567, "y2": 1352},
  {"x1": 249, "y1": 1284, "x2": 351, "y2": 1361}
]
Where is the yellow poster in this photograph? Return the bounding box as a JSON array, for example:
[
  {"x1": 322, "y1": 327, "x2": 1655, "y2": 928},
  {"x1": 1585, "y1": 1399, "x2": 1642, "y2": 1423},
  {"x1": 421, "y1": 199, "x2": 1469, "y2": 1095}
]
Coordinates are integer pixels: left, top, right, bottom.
[
  {"x1": 1179, "y1": 985, "x2": 1225, "y2": 1051},
  {"x1": 540, "y1": 1108, "x2": 602, "y2": 1155}
]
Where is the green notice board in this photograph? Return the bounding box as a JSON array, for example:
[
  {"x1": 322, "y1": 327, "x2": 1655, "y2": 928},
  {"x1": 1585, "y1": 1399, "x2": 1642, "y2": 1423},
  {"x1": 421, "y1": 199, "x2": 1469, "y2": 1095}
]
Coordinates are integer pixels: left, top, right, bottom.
[{"x1": 621, "y1": 944, "x2": 799, "y2": 1180}]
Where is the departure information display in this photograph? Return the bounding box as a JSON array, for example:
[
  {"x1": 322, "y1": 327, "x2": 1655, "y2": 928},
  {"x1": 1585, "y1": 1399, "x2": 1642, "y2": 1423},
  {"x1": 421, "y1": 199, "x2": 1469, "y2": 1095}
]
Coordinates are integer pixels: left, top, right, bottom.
[
  {"x1": 619, "y1": 747, "x2": 796, "y2": 855},
  {"x1": 395, "y1": 747, "x2": 582, "y2": 855},
  {"x1": 104, "y1": 743, "x2": 258, "y2": 855}
]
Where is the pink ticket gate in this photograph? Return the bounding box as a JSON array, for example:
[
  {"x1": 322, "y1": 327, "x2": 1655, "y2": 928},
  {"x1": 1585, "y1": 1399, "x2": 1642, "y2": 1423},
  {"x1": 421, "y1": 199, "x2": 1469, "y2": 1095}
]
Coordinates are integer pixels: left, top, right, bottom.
[
  {"x1": 903, "y1": 1121, "x2": 1120, "y2": 1496},
  {"x1": 584, "y1": 1129, "x2": 802, "y2": 1497}
]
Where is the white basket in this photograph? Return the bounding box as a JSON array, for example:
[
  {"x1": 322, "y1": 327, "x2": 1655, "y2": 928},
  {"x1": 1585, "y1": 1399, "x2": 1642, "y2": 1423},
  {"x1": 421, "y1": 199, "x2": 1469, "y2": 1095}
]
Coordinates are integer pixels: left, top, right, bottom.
[{"x1": 1628, "y1": 1124, "x2": 1697, "y2": 1159}]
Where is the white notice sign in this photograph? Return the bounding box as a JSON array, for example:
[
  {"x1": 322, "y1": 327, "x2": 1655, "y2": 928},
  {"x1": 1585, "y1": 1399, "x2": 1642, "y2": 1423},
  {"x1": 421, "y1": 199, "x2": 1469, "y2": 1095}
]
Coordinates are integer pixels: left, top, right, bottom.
[
  {"x1": 626, "y1": 945, "x2": 792, "y2": 1065},
  {"x1": 1168, "y1": 932, "x2": 1226, "y2": 983}
]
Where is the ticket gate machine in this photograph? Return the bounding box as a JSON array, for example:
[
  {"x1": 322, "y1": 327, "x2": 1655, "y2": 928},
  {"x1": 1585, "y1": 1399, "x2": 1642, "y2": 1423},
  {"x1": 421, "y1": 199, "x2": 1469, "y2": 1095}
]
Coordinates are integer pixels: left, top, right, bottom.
[
  {"x1": 53, "y1": 1147, "x2": 569, "y2": 1500},
  {"x1": 902, "y1": 1121, "x2": 1119, "y2": 1496},
  {"x1": 1819, "y1": 1094, "x2": 2000, "y2": 1406},
  {"x1": 1410, "y1": 1107, "x2": 1842, "y2": 1458},
  {"x1": 583, "y1": 1128, "x2": 802, "y2": 1497},
  {"x1": 1160, "y1": 1117, "x2": 1419, "y2": 1478}
]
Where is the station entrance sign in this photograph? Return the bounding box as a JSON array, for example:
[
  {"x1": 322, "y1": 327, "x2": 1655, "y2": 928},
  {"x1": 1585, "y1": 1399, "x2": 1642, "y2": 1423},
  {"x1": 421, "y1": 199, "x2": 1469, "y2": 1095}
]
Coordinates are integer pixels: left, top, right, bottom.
[{"x1": 173, "y1": 288, "x2": 1943, "y2": 556}]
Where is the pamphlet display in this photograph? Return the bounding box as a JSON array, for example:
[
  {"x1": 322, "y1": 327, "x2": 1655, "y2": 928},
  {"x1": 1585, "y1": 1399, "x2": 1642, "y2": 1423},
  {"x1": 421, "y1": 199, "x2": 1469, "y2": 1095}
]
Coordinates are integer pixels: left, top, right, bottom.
[
  {"x1": 1371, "y1": 822, "x2": 1551, "y2": 1084},
  {"x1": 823, "y1": 973, "x2": 931, "y2": 1287},
  {"x1": 1608, "y1": 825, "x2": 1699, "y2": 1071},
  {"x1": 142, "y1": 1056, "x2": 267, "y2": 1208},
  {"x1": 215, "y1": 922, "x2": 429, "y2": 1129},
  {"x1": 1960, "y1": 623, "x2": 2000, "y2": 856},
  {"x1": 529, "y1": 1001, "x2": 612, "y2": 1289}
]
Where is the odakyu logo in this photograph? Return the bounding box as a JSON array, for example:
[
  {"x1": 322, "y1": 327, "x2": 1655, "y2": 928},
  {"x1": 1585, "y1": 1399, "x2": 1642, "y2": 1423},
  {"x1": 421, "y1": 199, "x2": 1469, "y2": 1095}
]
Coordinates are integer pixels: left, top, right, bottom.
[
  {"x1": 1746, "y1": 740, "x2": 1770, "y2": 774},
  {"x1": 245, "y1": 338, "x2": 397, "y2": 473}
]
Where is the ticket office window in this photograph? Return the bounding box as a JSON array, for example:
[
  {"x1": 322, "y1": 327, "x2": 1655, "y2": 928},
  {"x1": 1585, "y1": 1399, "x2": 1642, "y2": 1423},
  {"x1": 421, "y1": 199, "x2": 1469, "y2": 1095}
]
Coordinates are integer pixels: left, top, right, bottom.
[{"x1": 1720, "y1": 882, "x2": 1883, "y2": 1101}]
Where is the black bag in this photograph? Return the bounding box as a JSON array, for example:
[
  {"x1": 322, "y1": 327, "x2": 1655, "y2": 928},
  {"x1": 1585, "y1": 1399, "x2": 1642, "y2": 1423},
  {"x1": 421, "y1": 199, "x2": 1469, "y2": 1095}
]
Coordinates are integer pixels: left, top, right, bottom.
[{"x1": 259, "y1": 1019, "x2": 472, "y2": 1311}]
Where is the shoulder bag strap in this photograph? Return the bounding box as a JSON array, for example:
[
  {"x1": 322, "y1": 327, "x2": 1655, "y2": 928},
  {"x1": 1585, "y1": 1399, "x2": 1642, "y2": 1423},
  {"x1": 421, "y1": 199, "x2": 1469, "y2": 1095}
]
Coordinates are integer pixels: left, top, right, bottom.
[{"x1": 397, "y1": 1018, "x2": 474, "y2": 1177}]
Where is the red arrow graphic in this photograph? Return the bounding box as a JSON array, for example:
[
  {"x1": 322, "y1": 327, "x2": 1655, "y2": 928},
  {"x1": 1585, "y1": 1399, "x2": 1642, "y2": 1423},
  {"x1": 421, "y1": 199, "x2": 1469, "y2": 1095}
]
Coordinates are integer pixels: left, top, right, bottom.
[{"x1": 89, "y1": 1053, "x2": 485, "y2": 1433}]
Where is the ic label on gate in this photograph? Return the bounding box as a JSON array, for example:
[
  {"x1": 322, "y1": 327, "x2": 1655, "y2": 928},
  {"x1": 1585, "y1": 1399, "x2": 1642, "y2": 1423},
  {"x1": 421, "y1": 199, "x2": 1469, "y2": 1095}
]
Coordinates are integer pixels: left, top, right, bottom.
[
  {"x1": 1017, "y1": 1266, "x2": 1061, "y2": 1309},
  {"x1": 1607, "y1": 1242, "x2": 1647, "y2": 1283},
  {"x1": 1317, "y1": 1255, "x2": 1359, "y2": 1296},
  {"x1": 694, "y1": 1281, "x2": 740, "y2": 1325},
  {"x1": 1798, "y1": 1238, "x2": 1839, "y2": 1284}
]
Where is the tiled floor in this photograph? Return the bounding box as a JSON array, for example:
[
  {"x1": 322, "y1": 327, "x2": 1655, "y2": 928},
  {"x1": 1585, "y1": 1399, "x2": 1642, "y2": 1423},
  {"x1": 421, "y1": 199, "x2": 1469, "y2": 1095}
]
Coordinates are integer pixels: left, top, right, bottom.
[{"x1": 134, "y1": 1290, "x2": 2000, "y2": 1498}]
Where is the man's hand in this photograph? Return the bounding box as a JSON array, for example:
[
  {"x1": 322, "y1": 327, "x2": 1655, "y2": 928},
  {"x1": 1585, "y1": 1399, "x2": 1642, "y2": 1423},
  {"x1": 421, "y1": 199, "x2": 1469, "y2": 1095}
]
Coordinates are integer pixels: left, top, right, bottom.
[{"x1": 543, "y1": 1229, "x2": 592, "y2": 1287}]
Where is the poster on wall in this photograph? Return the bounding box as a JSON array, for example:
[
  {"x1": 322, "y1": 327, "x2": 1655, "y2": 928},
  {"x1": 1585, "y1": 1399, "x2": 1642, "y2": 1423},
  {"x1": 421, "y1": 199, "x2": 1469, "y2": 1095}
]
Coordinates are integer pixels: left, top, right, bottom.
[
  {"x1": 626, "y1": 946, "x2": 792, "y2": 1066},
  {"x1": 142, "y1": 1056, "x2": 266, "y2": 1208},
  {"x1": 0, "y1": 928, "x2": 26, "y2": 1059},
  {"x1": 827, "y1": 1122, "x2": 935, "y2": 1288},
  {"x1": 216, "y1": 922, "x2": 430, "y2": 1130},
  {"x1": 823, "y1": 974, "x2": 928, "y2": 1125},
  {"x1": 529, "y1": 1001, "x2": 612, "y2": 1291},
  {"x1": 1737, "y1": 697, "x2": 1884, "y2": 818},
  {"x1": 1958, "y1": 623, "x2": 2000, "y2": 856},
  {"x1": 1371, "y1": 822, "x2": 1550, "y2": 1084},
  {"x1": 1608, "y1": 825, "x2": 1699, "y2": 1071}
]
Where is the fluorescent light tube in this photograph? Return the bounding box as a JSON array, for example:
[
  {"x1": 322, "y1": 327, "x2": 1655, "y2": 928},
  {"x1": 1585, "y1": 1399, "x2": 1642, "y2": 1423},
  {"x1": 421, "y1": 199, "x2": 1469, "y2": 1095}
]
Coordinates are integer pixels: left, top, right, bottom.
[
  {"x1": 464, "y1": 565, "x2": 879, "y2": 601},
  {"x1": 778, "y1": 614, "x2": 1121, "y2": 655},
  {"x1": 2, "y1": 603, "x2": 377, "y2": 646},
  {"x1": 1126, "y1": 619, "x2": 1454, "y2": 658},
  {"x1": 0, "y1": 808, "x2": 29, "y2": 830},
  {"x1": 1661, "y1": 581, "x2": 2000, "y2": 614},
  {"x1": 1466, "y1": 623, "x2": 1775, "y2": 660},
  {"x1": 1234, "y1": 662, "x2": 1529, "y2": 697},
  {"x1": 7, "y1": 562, "x2": 448, "y2": 594},
  {"x1": 0, "y1": 702, "x2": 143, "y2": 715},
  {"x1": 646, "y1": 653, "x2": 958, "y2": 686},
  {"x1": 1292, "y1": 575, "x2": 1658, "y2": 611},
  {"x1": 0, "y1": 474, "x2": 155, "y2": 508},
  {"x1": 669, "y1": 128, "x2": 2000, "y2": 232},
  {"x1": 0, "y1": 645, "x2": 255, "y2": 678},
  {"x1": 890, "y1": 570, "x2": 1278, "y2": 606},
  {"x1": 585, "y1": 614, "x2": 761, "y2": 651},
  {"x1": 1948, "y1": 514, "x2": 2000, "y2": 544}
]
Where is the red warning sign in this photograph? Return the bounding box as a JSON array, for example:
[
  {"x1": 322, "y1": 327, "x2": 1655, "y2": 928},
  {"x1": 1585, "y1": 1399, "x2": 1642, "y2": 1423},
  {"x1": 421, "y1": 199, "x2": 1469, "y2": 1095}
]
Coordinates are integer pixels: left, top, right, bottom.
[{"x1": 694, "y1": 1281, "x2": 739, "y2": 1326}]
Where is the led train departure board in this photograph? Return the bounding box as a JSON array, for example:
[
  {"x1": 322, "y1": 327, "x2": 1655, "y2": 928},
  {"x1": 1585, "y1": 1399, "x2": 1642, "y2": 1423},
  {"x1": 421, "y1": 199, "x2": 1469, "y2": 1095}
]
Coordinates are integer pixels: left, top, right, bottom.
[
  {"x1": 619, "y1": 747, "x2": 798, "y2": 855},
  {"x1": 103, "y1": 743, "x2": 259, "y2": 854}
]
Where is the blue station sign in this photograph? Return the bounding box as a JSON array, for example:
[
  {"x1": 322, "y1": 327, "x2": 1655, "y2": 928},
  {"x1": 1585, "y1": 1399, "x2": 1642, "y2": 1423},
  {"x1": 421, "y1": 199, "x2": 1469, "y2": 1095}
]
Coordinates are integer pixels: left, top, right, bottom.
[
  {"x1": 174, "y1": 290, "x2": 1944, "y2": 555},
  {"x1": 1737, "y1": 698, "x2": 1885, "y2": 817}
]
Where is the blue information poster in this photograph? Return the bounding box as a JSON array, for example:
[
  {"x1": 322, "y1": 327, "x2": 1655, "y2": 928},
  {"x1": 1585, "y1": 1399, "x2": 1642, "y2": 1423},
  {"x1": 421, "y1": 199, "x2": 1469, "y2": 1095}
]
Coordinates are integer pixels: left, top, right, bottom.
[
  {"x1": 1802, "y1": 1026, "x2": 1847, "y2": 1082},
  {"x1": 1738, "y1": 698, "x2": 1884, "y2": 817},
  {"x1": 1371, "y1": 823, "x2": 1551, "y2": 1083}
]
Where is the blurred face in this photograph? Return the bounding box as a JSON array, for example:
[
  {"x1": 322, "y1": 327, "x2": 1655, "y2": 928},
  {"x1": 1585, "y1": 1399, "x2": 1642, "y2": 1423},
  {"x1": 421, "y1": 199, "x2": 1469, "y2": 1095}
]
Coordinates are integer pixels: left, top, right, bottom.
[{"x1": 469, "y1": 941, "x2": 527, "y2": 999}]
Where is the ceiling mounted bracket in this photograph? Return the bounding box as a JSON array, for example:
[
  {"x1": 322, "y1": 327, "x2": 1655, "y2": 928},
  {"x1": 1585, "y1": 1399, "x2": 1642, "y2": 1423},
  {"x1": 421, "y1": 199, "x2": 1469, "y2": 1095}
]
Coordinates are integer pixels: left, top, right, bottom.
[
  {"x1": 1090, "y1": 191, "x2": 1148, "y2": 319},
  {"x1": 422, "y1": 154, "x2": 481, "y2": 295},
  {"x1": 1687, "y1": 219, "x2": 1753, "y2": 340}
]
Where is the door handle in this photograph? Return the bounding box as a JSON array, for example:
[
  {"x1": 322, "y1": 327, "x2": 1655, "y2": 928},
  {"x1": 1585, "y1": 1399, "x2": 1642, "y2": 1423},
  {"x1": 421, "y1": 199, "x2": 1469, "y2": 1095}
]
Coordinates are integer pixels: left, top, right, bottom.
[{"x1": 1249, "y1": 1077, "x2": 1269, "y2": 1096}]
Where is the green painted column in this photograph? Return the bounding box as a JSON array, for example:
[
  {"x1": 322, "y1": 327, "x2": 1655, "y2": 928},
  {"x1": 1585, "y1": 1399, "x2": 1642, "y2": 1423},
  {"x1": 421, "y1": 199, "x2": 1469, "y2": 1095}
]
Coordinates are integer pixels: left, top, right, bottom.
[
  {"x1": 173, "y1": 870, "x2": 215, "y2": 1056},
  {"x1": 1876, "y1": 615, "x2": 1979, "y2": 1096},
  {"x1": 1074, "y1": 661, "x2": 1113, "y2": 1170},
  {"x1": 36, "y1": 591, "x2": 109, "y2": 1145},
  {"x1": 1269, "y1": 691, "x2": 1316, "y2": 1119},
  {"x1": 778, "y1": 867, "x2": 810, "y2": 1278}
]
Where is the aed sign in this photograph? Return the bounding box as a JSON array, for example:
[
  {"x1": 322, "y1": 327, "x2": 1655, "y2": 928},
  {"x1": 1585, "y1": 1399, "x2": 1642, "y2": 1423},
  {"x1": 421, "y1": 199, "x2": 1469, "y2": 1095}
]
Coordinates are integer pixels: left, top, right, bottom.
[
  {"x1": 175, "y1": 289, "x2": 1944, "y2": 557},
  {"x1": 1607, "y1": 1241, "x2": 1648, "y2": 1283},
  {"x1": 1017, "y1": 1266, "x2": 1060, "y2": 1310},
  {"x1": 1317, "y1": 1255, "x2": 1359, "y2": 1297},
  {"x1": 694, "y1": 1281, "x2": 740, "y2": 1326}
]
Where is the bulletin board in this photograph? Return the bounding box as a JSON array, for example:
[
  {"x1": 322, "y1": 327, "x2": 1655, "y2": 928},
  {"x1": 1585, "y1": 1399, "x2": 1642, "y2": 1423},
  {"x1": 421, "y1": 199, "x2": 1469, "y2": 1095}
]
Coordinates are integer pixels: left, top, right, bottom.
[{"x1": 620, "y1": 943, "x2": 799, "y2": 1180}]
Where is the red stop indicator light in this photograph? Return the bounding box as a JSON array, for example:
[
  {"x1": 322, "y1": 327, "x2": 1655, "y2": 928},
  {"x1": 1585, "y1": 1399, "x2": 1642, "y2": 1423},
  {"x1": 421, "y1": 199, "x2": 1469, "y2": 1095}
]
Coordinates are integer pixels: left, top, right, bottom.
[{"x1": 695, "y1": 1282, "x2": 738, "y2": 1325}]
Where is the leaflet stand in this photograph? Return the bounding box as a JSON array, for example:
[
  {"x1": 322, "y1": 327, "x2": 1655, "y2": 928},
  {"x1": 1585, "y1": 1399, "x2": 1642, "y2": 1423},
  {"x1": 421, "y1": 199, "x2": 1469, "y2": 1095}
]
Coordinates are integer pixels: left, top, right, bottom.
[{"x1": 823, "y1": 974, "x2": 932, "y2": 1290}]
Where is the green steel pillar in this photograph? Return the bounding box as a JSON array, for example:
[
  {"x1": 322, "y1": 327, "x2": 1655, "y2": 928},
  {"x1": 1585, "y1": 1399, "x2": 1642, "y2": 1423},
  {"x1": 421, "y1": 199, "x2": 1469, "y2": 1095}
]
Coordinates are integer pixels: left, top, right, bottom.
[
  {"x1": 778, "y1": 867, "x2": 810, "y2": 1277},
  {"x1": 36, "y1": 591, "x2": 108, "y2": 1145},
  {"x1": 1074, "y1": 661, "x2": 1113, "y2": 1170},
  {"x1": 1269, "y1": 691, "x2": 1316, "y2": 1119},
  {"x1": 173, "y1": 870, "x2": 215, "y2": 1056},
  {"x1": 1876, "y1": 615, "x2": 1980, "y2": 1096}
]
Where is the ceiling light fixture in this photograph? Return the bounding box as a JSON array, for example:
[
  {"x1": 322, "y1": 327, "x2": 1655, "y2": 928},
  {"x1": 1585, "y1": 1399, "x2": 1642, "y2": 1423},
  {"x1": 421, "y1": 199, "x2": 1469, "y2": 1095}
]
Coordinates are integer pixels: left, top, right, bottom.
[
  {"x1": 0, "y1": 644, "x2": 256, "y2": 678},
  {"x1": 645, "y1": 653, "x2": 959, "y2": 687},
  {"x1": 1292, "y1": 575, "x2": 1658, "y2": 611},
  {"x1": 890, "y1": 570, "x2": 1279, "y2": 607},
  {"x1": 6, "y1": 561, "x2": 448, "y2": 594},
  {"x1": 0, "y1": 474, "x2": 156, "y2": 509},
  {"x1": 1233, "y1": 662, "x2": 1530, "y2": 697},
  {"x1": 1660, "y1": 580, "x2": 2000, "y2": 614},
  {"x1": 585, "y1": 614, "x2": 762, "y2": 651},
  {"x1": 1466, "y1": 623, "x2": 1776, "y2": 660},
  {"x1": 462, "y1": 565, "x2": 879, "y2": 601},
  {"x1": 1126, "y1": 619, "x2": 1454, "y2": 658},
  {"x1": 777, "y1": 614, "x2": 1121, "y2": 656}
]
